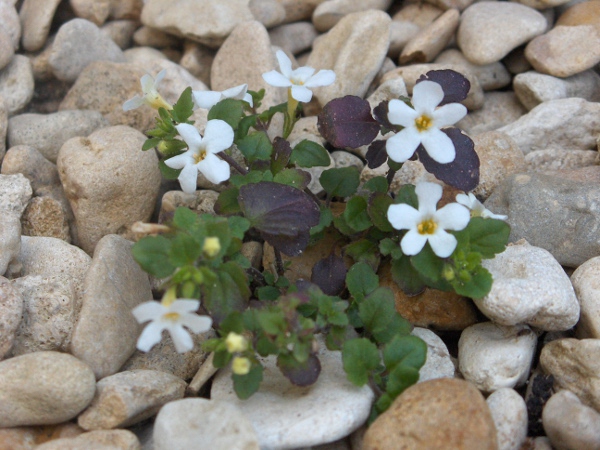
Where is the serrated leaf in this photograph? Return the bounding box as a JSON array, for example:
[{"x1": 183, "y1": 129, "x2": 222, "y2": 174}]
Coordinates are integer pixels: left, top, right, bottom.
[
  {"x1": 317, "y1": 96, "x2": 380, "y2": 149},
  {"x1": 131, "y1": 236, "x2": 176, "y2": 278},
  {"x1": 168, "y1": 233, "x2": 201, "y2": 266},
  {"x1": 417, "y1": 128, "x2": 479, "y2": 191},
  {"x1": 290, "y1": 140, "x2": 331, "y2": 168},
  {"x1": 359, "y1": 287, "x2": 408, "y2": 345},
  {"x1": 417, "y1": 69, "x2": 471, "y2": 105},
  {"x1": 343, "y1": 196, "x2": 372, "y2": 232},
  {"x1": 233, "y1": 363, "x2": 264, "y2": 399},
  {"x1": 342, "y1": 338, "x2": 380, "y2": 386},
  {"x1": 311, "y1": 252, "x2": 347, "y2": 296},
  {"x1": 172, "y1": 206, "x2": 198, "y2": 230},
  {"x1": 320, "y1": 166, "x2": 360, "y2": 198},
  {"x1": 346, "y1": 262, "x2": 379, "y2": 300},
  {"x1": 450, "y1": 264, "x2": 493, "y2": 299},
  {"x1": 207, "y1": 98, "x2": 244, "y2": 129},
  {"x1": 460, "y1": 217, "x2": 510, "y2": 258},
  {"x1": 383, "y1": 335, "x2": 427, "y2": 372}
]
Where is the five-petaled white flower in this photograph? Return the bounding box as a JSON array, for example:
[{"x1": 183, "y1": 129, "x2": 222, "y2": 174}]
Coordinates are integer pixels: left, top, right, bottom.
[
  {"x1": 262, "y1": 50, "x2": 336, "y2": 103},
  {"x1": 192, "y1": 84, "x2": 253, "y2": 110},
  {"x1": 386, "y1": 80, "x2": 467, "y2": 164},
  {"x1": 456, "y1": 192, "x2": 508, "y2": 220},
  {"x1": 132, "y1": 298, "x2": 212, "y2": 353},
  {"x1": 387, "y1": 182, "x2": 470, "y2": 258},
  {"x1": 123, "y1": 69, "x2": 172, "y2": 111},
  {"x1": 164, "y1": 120, "x2": 234, "y2": 193}
]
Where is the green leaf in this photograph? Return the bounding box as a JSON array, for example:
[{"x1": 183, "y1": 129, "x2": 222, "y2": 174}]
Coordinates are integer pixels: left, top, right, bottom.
[
  {"x1": 273, "y1": 168, "x2": 311, "y2": 190},
  {"x1": 201, "y1": 265, "x2": 249, "y2": 324},
  {"x1": 237, "y1": 131, "x2": 273, "y2": 162},
  {"x1": 172, "y1": 206, "x2": 198, "y2": 230},
  {"x1": 236, "y1": 115, "x2": 257, "y2": 141},
  {"x1": 233, "y1": 363, "x2": 264, "y2": 399},
  {"x1": 346, "y1": 262, "x2": 379, "y2": 300},
  {"x1": 168, "y1": 233, "x2": 202, "y2": 266},
  {"x1": 379, "y1": 238, "x2": 402, "y2": 258},
  {"x1": 142, "y1": 137, "x2": 161, "y2": 151},
  {"x1": 290, "y1": 140, "x2": 331, "y2": 168},
  {"x1": 342, "y1": 338, "x2": 380, "y2": 386},
  {"x1": 207, "y1": 98, "x2": 244, "y2": 129},
  {"x1": 460, "y1": 217, "x2": 510, "y2": 259},
  {"x1": 363, "y1": 176, "x2": 388, "y2": 193},
  {"x1": 383, "y1": 335, "x2": 427, "y2": 372},
  {"x1": 344, "y1": 239, "x2": 380, "y2": 270},
  {"x1": 214, "y1": 187, "x2": 241, "y2": 215},
  {"x1": 385, "y1": 364, "x2": 420, "y2": 398},
  {"x1": 359, "y1": 287, "x2": 410, "y2": 345},
  {"x1": 343, "y1": 196, "x2": 372, "y2": 232},
  {"x1": 227, "y1": 216, "x2": 251, "y2": 240},
  {"x1": 310, "y1": 206, "x2": 333, "y2": 236},
  {"x1": 171, "y1": 86, "x2": 194, "y2": 123},
  {"x1": 320, "y1": 166, "x2": 360, "y2": 198},
  {"x1": 257, "y1": 311, "x2": 286, "y2": 335},
  {"x1": 410, "y1": 243, "x2": 444, "y2": 282},
  {"x1": 368, "y1": 192, "x2": 394, "y2": 232},
  {"x1": 131, "y1": 236, "x2": 176, "y2": 278},
  {"x1": 257, "y1": 102, "x2": 287, "y2": 123},
  {"x1": 213, "y1": 349, "x2": 232, "y2": 368},
  {"x1": 158, "y1": 160, "x2": 181, "y2": 180},
  {"x1": 450, "y1": 264, "x2": 493, "y2": 299},
  {"x1": 391, "y1": 254, "x2": 426, "y2": 296},
  {"x1": 394, "y1": 184, "x2": 418, "y2": 208},
  {"x1": 257, "y1": 285, "x2": 281, "y2": 301}
]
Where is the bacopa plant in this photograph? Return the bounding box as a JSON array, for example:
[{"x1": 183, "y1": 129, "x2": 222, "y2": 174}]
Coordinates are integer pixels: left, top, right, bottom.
[{"x1": 123, "y1": 64, "x2": 510, "y2": 421}]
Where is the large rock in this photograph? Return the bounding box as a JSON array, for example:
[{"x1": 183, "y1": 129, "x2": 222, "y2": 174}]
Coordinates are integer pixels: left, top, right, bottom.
[
  {"x1": 0, "y1": 351, "x2": 96, "y2": 427},
  {"x1": 70, "y1": 234, "x2": 152, "y2": 379},
  {"x1": 0, "y1": 55, "x2": 34, "y2": 115},
  {"x1": 0, "y1": 276, "x2": 23, "y2": 359},
  {"x1": 571, "y1": 256, "x2": 600, "y2": 339},
  {"x1": 57, "y1": 125, "x2": 161, "y2": 254},
  {"x1": 363, "y1": 378, "x2": 497, "y2": 450},
  {"x1": 485, "y1": 168, "x2": 600, "y2": 267}
]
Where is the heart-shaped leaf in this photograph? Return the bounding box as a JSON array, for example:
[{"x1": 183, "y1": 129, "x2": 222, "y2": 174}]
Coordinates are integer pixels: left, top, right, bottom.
[{"x1": 318, "y1": 96, "x2": 380, "y2": 148}]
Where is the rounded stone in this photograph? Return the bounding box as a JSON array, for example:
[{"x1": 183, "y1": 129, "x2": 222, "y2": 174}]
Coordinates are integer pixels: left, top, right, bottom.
[
  {"x1": 486, "y1": 388, "x2": 528, "y2": 450},
  {"x1": 363, "y1": 378, "x2": 497, "y2": 450},
  {"x1": 412, "y1": 327, "x2": 455, "y2": 382},
  {"x1": 571, "y1": 256, "x2": 600, "y2": 338},
  {"x1": 57, "y1": 125, "x2": 161, "y2": 254},
  {"x1": 0, "y1": 276, "x2": 23, "y2": 359},
  {"x1": 0, "y1": 351, "x2": 96, "y2": 427},
  {"x1": 19, "y1": 0, "x2": 62, "y2": 52},
  {"x1": 0, "y1": 55, "x2": 35, "y2": 115}
]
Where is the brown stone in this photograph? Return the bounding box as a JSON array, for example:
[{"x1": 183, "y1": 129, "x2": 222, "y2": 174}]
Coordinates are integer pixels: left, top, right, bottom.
[
  {"x1": 363, "y1": 378, "x2": 498, "y2": 450},
  {"x1": 556, "y1": 0, "x2": 600, "y2": 32},
  {"x1": 21, "y1": 196, "x2": 70, "y2": 242}
]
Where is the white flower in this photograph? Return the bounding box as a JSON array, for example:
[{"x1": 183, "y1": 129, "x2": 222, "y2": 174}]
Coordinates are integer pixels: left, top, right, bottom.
[
  {"x1": 456, "y1": 192, "x2": 508, "y2": 220},
  {"x1": 164, "y1": 120, "x2": 234, "y2": 193},
  {"x1": 192, "y1": 84, "x2": 253, "y2": 110},
  {"x1": 386, "y1": 80, "x2": 467, "y2": 164},
  {"x1": 132, "y1": 299, "x2": 212, "y2": 353},
  {"x1": 123, "y1": 69, "x2": 172, "y2": 111},
  {"x1": 387, "y1": 182, "x2": 470, "y2": 258},
  {"x1": 262, "y1": 50, "x2": 336, "y2": 103}
]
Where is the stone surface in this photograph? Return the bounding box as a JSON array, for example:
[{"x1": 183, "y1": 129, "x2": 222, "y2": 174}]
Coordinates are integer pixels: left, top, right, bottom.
[
  {"x1": 19, "y1": 0, "x2": 62, "y2": 52},
  {"x1": 0, "y1": 55, "x2": 34, "y2": 115},
  {"x1": 153, "y1": 398, "x2": 260, "y2": 450},
  {"x1": 10, "y1": 274, "x2": 77, "y2": 355},
  {"x1": 485, "y1": 168, "x2": 600, "y2": 267},
  {"x1": 399, "y1": 9, "x2": 459, "y2": 64},
  {"x1": 0, "y1": 212, "x2": 21, "y2": 276},
  {"x1": 307, "y1": 10, "x2": 391, "y2": 106},
  {"x1": 8, "y1": 110, "x2": 109, "y2": 163},
  {"x1": 312, "y1": 0, "x2": 392, "y2": 32},
  {"x1": 158, "y1": 189, "x2": 219, "y2": 224},
  {"x1": 101, "y1": 19, "x2": 138, "y2": 50},
  {"x1": 571, "y1": 256, "x2": 600, "y2": 339},
  {"x1": 363, "y1": 378, "x2": 497, "y2": 450},
  {"x1": 249, "y1": 0, "x2": 286, "y2": 28},
  {"x1": 541, "y1": 338, "x2": 600, "y2": 411},
  {"x1": 0, "y1": 276, "x2": 22, "y2": 359},
  {"x1": 0, "y1": 25, "x2": 14, "y2": 72},
  {"x1": 458, "y1": 2, "x2": 547, "y2": 64},
  {"x1": 0, "y1": 351, "x2": 96, "y2": 427},
  {"x1": 78, "y1": 370, "x2": 186, "y2": 430},
  {"x1": 269, "y1": 22, "x2": 318, "y2": 56},
  {"x1": 456, "y1": 91, "x2": 527, "y2": 136},
  {"x1": 21, "y1": 196, "x2": 71, "y2": 242},
  {"x1": 70, "y1": 234, "x2": 152, "y2": 379},
  {"x1": 411, "y1": 327, "x2": 455, "y2": 382},
  {"x1": 526, "y1": 148, "x2": 598, "y2": 173},
  {"x1": 36, "y1": 429, "x2": 141, "y2": 450},
  {"x1": 513, "y1": 70, "x2": 600, "y2": 110},
  {"x1": 486, "y1": 388, "x2": 528, "y2": 450},
  {"x1": 0, "y1": 1, "x2": 20, "y2": 50},
  {"x1": 57, "y1": 125, "x2": 161, "y2": 254},
  {"x1": 70, "y1": 0, "x2": 111, "y2": 26},
  {"x1": 543, "y1": 389, "x2": 600, "y2": 450},
  {"x1": 0, "y1": 173, "x2": 32, "y2": 215},
  {"x1": 478, "y1": 240, "x2": 579, "y2": 331},
  {"x1": 141, "y1": 0, "x2": 254, "y2": 48},
  {"x1": 525, "y1": 25, "x2": 600, "y2": 78},
  {"x1": 0, "y1": 97, "x2": 7, "y2": 159},
  {"x1": 211, "y1": 337, "x2": 374, "y2": 449},
  {"x1": 48, "y1": 19, "x2": 125, "y2": 82},
  {"x1": 459, "y1": 322, "x2": 537, "y2": 392}
]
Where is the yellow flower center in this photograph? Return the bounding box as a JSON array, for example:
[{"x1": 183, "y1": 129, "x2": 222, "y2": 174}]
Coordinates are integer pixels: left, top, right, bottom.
[
  {"x1": 415, "y1": 114, "x2": 433, "y2": 132},
  {"x1": 162, "y1": 312, "x2": 181, "y2": 322},
  {"x1": 417, "y1": 218, "x2": 437, "y2": 235},
  {"x1": 193, "y1": 150, "x2": 207, "y2": 164},
  {"x1": 203, "y1": 236, "x2": 221, "y2": 258}
]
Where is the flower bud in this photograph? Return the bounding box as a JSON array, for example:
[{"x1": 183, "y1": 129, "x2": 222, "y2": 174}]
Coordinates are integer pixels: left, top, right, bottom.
[
  {"x1": 442, "y1": 264, "x2": 455, "y2": 281},
  {"x1": 203, "y1": 237, "x2": 221, "y2": 258},
  {"x1": 226, "y1": 332, "x2": 248, "y2": 353},
  {"x1": 232, "y1": 356, "x2": 251, "y2": 375}
]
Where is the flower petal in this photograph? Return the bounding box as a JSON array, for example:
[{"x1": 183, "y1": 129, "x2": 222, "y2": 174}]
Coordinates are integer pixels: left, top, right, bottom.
[
  {"x1": 167, "y1": 324, "x2": 194, "y2": 353},
  {"x1": 169, "y1": 299, "x2": 200, "y2": 314},
  {"x1": 435, "y1": 203, "x2": 470, "y2": 231},
  {"x1": 177, "y1": 163, "x2": 199, "y2": 193},
  {"x1": 421, "y1": 128, "x2": 456, "y2": 164},
  {"x1": 180, "y1": 313, "x2": 212, "y2": 334},
  {"x1": 132, "y1": 301, "x2": 165, "y2": 323},
  {"x1": 242, "y1": 93, "x2": 254, "y2": 107},
  {"x1": 412, "y1": 80, "x2": 444, "y2": 113},
  {"x1": 276, "y1": 49, "x2": 293, "y2": 77},
  {"x1": 154, "y1": 69, "x2": 166, "y2": 87},
  {"x1": 203, "y1": 119, "x2": 234, "y2": 154},
  {"x1": 164, "y1": 151, "x2": 193, "y2": 170},
  {"x1": 455, "y1": 193, "x2": 474, "y2": 209},
  {"x1": 433, "y1": 103, "x2": 467, "y2": 127},
  {"x1": 401, "y1": 229, "x2": 428, "y2": 256},
  {"x1": 221, "y1": 84, "x2": 247, "y2": 99},
  {"x1": 415, "y1": 182, "x2": 442, "y2": 216},
  {"x1": 122, "y1": 95, "x2": 145, "y2": 111},
  {"x1": 387, "y1": 203, "x2": 421, "y2": 231},
  {"x1": 304, "y1": 69, "x2": 336, "y2": 88},
  {"x1": 141, "y1": 74, "x2": 155, "y2": 93},
  {"x1": 137, "y1": 321, "x2": 166, "y2": 352},
  {"x1": 427, "y1": 229, "x2": 458, "y2": 258},
  {"x1": 192, "y1": 90, "x2": 223, "y2": 110},
  {"x1": 290, "y1": 85, "x2": 313, "y2": 103},
  {"x1": 387, "y1": 99, "x2": 418, "y2": 127},
  {"x1": 386, "y1": 127, "x2": 421, "y2": 163},
  {"x1": 197, "y1": 153, "x2": 230, "y2": 185},
  {"x1": 291, "y1": 66, "x2": 315, "y2": 84},
  {"x1": 175, "y1": 123, "x2": 203, "y2": 151},
  {"x1": 262, "y1": 70, "x2": 292, "y2": 87}
]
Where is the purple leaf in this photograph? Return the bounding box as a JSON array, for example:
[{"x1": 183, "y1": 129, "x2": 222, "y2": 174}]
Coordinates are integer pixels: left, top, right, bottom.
[
  {"x1": 311, "y1": 252, "x2": 348, "y2": 296},
  {"x1": 278, "y1": 353, "x2": 321, "y2": 387},
  {"x1": 318, "y1": 96, "x2": 380, "y2": 149},
  {"x1": 366, "y1": 139, "x2": 388, "y2": 169},
  {"x1": 272, "y1": 137, "x2": 292, "y2": 175},
  {"x1": 417, "y1": 127, "x2": 479, "y2": 191},
  {"x1": 417, "y1": 70, "x2": 470, "y2": 105}
]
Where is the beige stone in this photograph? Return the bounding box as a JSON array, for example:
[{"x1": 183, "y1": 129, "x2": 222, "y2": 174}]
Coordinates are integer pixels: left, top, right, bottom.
[
  {"x1": 19, "y1": 0, "x2": 61, "y2": 52},
  {"x1": 269, "y1": 21, "x2": 318, "y2": 56},
  {"x1": 571, "y1": 257, "x2": 600, "y2": 339},
  {"x1": 556, "y1": 0, "x2": 600, "y2": 31},
  {"x1": 457, "y1": 91, "x2": 526, "y2": 136},
  {"x1": 0, "y1": 55, "x2": 34, "y2": 115},
  {"x1": 0, "y1": 276, "x2": 22, "y2": 359},
  {"x1": 36, "y1": 429, "x2": 140, "y2": 450},
  {"x1": 434, "y1": 49, "x2": 512, "y2": 91},
  {"x1": 276, "y1": 0, "x2": 325, "y2": 23},
  {"x1": 70, "y1": 0, "x2": 110, "y2": 26},
  {"x1": 400, "y1": 9, "x2": 459, "y2": 64},
  {"x1": 526, "y1": 148, "x2": 598, "y2": 173},
  {"x1": 312, "y1": 0, "x2": 392, "y2": 32}
]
